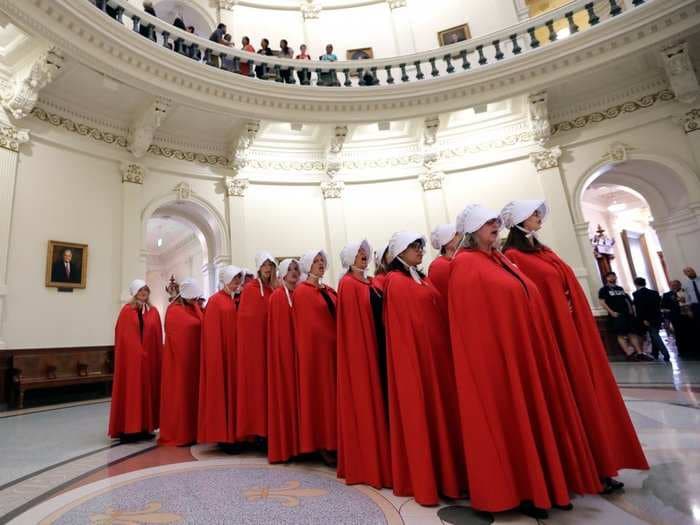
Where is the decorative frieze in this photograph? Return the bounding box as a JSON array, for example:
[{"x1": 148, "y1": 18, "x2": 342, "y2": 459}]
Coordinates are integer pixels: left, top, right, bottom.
[
  {"x1": 225, "y1": 176, "x2": 249, "y2": 197},
  {"x1": 128, "y1": 97, "x2": 173, "y2": 159},
  {"x1": 120, "y1": 162, "x2": 146, "y2": 184},
  {"x1": 174, "y1": 182, "x2": 191, "y2": 201},
  {"x1": 419, "y1": 170, "x2": 444, "y2": 191},
  {"x1": 683, "y1": 108, "x2": 700, "y2": 134},
  {"x1": 0, "y1": 124, "x2": 30, "y2": 153},
  {"x1": 1, "y1": 47, "x2": 64, "y2": 120},
  {"x1": 321, "y1": 179, "x2": 344, "y2": 199},
  {"x1": 529, "y1": 146, "x2": 562, "y2": 171},
  {"x1": 527, "y1": 91, "x2": 551, "y2": 145},
  {"x1": 661, "y1": 42, "x2": 699, "y2": 105},
  {"x1": 232, "y1": 120, "x2": 261, "y2": 169},
  {"x1": 602, "y1": 142, "x2": 634, "y2": 163}
]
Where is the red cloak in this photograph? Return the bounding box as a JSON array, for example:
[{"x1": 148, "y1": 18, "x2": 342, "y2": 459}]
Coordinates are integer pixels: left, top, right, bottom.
[
  {"x1": 292, "y1": 281, "x2": 337, "y2": 453},
  {"x1": 267, "y1": 286, "x2": 299, "y2": 462},
  {"x1": 109, "y1": 304, "x2": 162, "y2": 437},
  {"x1": 235, "y1": 279, "x2": 273, "y2": 439},
  {"x1": 504, "y1": 247, "x2": 649, "y2": 474},
  {"x1": 336, "y1": 274, "x2": 392, "y2": 489},
  {"x1": 384, "y1": 271, "x2": 466, "y2": 505},
  {"x1": 158, "y1": 302, "x2": 202, "y2": 446},
  {"x1": 428, "y1": 255, "x2": 451, "y2": 300},
  {"x1": 197, "y1": 290, "x2": 237, "y2": 444},
  {"x1": 372, "y1": 273, "x2": 387, "y2": 293},
  {"x1": 448, "y1": 249, "x2": 602, "y2": 512}
]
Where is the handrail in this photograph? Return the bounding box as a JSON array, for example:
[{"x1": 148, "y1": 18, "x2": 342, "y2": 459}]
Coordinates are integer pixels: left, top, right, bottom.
[{"x1": 94, "y1": 0, "x2": 647, "y2": 87}]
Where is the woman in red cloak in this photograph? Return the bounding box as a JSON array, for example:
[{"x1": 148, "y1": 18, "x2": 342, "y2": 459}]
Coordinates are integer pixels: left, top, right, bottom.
[
  {"x1": 159, "y1": 278, "x2": 203, "y2": 447},
  {"x1": 197, "y1": 266, "x2": 242, "y2": 445},
  {"x1": 109, "y1": 279, "x2": 162, "y2": 441},
  {"x1": 267, "y1": 258, "x2": 301, "y2": 463},
  {"x1": 236, "y1": 252, "x2": 277, "y2": 443},
  {"x1": 336, "y1": 240, "x2": 392, "y2": 489},
  {"x1": 501, "y1": 199, "x2": 649, "y2": 493},
  {"x1": 427, "y1": 223, "x2": 460, "y2": 299},
  {"x1": 293, "y1": 249, "x2": 337, "y2": 465},
  {"x1": 383, "y1": 232, "x2": 466, "y2": 506},
  {"x1": 448, "y1": 204, "x2": 602, "y2": 519},
  {"x1": 372, "y1": 244, "x2": 389, "y2": 292}
]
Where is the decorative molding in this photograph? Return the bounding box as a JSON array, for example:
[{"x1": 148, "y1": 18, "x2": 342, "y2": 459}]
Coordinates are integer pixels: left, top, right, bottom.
[
  {"x1": 550, "y1": 90, "x2": 676, "y2": 136},
  {"x1": 419, "y1": 170, "x2": 444, "y2": 191},
  {"x1": 174, "y1": 181, "x2": 192, "y2": 200},
  {"x1": 423, "y1": 116, "x2": 439, "y2": 146},
  {"x1": 601, "y1": 142, "x2": 635, "y2": 163},
  {"x1": 232, "y1": 120, "x2": 261, "y2": 169},
  {"x1": 329, "y1": 125, "x2": 349, "y2": 154},
  {"x1": 387, "y1": 0, "x2": 408, "y2": 10},
  {"x1": 219, "y1": 0, "x2": 238, "y2": 10},
  {"x1": 128, "y1": 97, "x2": 173, "y2": 159},
  {"x1": 529, "y1": 146, "x2": 562, "y2": 171},
  {"x1": 660, "y1": 42, "x2": 699, "y2": 105},
  {"x1": 1, "y1": 47, "x2": 64, "y2": 120},
  {"x1": 120, "y1": 162, "x2": 146, "y2": 184},
  {"x1": 300, "y1": 0, "x2": 321, "y2": 20},
  {"x1": 0, "y1": 124, "x2": 30, "y2": 152},
  {"x1": 321, "y1": 179, "x2": 344, "y2": 199},
  {"x1": 147, "y1": 145, "x2": 230, "y2": 167},
  {"x1": 225, "y1": 176, "x2": 249, "y2": 197},
  {"x1": 683, "y1": 108, "x2": 700, "y2": 134},
  {"x1": 527, "y1": 91, "x2": 550, "y2": 145}
]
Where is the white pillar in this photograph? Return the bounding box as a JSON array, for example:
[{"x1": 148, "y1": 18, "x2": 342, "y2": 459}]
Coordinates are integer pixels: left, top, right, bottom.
[
  {"x1": 119, "y1": 162, "x2": 147, "y2": 303},
  {"x1": 225, "y1": 176, "x2": 249, "y2": 267},
  {"x1": 320, "y1": 180, "x2": 347, "y2": 286},
  {"x1": 418, "y1": 170, "x2": 449, "y2": 260},
  {"x1": 0, "y1": 122, "x2": 30, "y2": 348},
  {"x1": 387, "y1": 0, "x2": 416, "y2": 56},
  {"x1": 530, "y1": 147, "x2": 598, "y2": 306}
]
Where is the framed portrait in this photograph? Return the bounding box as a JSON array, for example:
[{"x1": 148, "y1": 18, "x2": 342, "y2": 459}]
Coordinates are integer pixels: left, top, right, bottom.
[
  {"x1": 45, "y1": 240, "x2": 88, "y2": 289},
  {"x1": 438, "y1": 23, "x2": 471, "y2": 47},
  {"x1": 346, "y1": 47, "x2": 374, "y2": 61}
]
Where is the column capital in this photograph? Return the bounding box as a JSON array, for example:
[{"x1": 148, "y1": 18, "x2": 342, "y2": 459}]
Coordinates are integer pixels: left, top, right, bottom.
[
  {"x1": 419, "y1": 170, "x2": 444, "y2": 191},
  {"x1": 225, "y1": 176, "x2": 249, "y2": 197},
  {"x1": 120, "y1": 162, "x2": 146, "y2": 184},
  {"x1": 529, "y1": 146, "x2": 562, "y2": 171},
  {"x1": 321, "y1": 179, "x2": 344, "y2": 199},
  {"x1": 683, "y1": 108, "x2": 700, "y2": 134},
  {"x1": 301, "y1": 0, "x2": 321, "y2": 20},
  {"x1": 0, "y1": 123, "x2": 30, "y2": 152},
  {"x1": 387, "y1": 0, "x2": 408, "y2": 9}
]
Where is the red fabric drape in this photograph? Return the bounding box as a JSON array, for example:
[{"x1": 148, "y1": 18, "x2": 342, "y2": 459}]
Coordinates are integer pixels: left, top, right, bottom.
[
  {"x1": 197, "y1": 290, "x2": 237, "y2": 444},
  {"x1": 235, "y1": 279, "x2": 273, "y2": 439},
  {"x1": 292, "y1": 281, "x2": 337, "y2": 453},
  {"x1": 372, "y1": 273, "x2": 387, "y2": 293},
  {"x1": 109, "y1": 304, "x2": 162, "y2": 437},
  {"x1": 448, "y1": 249, "x2": 602, "y2": 512},
  {"x1": 158, "y1": 302, "x2": 202, "y2": 446},
  {"x1": 266, "y1": 286, "x2": 299, "y2": 462},
  {"x1": 384, "y1": 270, "x2": 466, "y2": 505},
  {"x1": 505, "y1": 247, "x2": 649, "y2": 474},
  {"x1": 336, "y1": 274, "x2": 392, "y2": 489},
  {"x1": 427, "y1": 255, "x2": 451, "y2": 300}
]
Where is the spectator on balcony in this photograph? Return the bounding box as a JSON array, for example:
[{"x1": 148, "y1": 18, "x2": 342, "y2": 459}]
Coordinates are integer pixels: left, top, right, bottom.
[
  {"x1": 279, "y1": 39, "x2": 294, "y2": 83},
  {"x1": 186, "y1": 26, "x2": 202, "y2": 61},
  {"x1": 209, "y1": 23, "x2": 227, "y2": 45},
  {"x1": 239, "y1": 36, "x2": 255, "y2": 76},
  {"x1": 173, "y1": 17, "x2": 186, "y2": 32},
  {"x1": 256, "y1": 38, "x2": 274, "y2": 79},
  {"x1": 221, "y1": 34, "x2": 236, "y2": 71},
  {"x1": 295, "y1": 44, "x2": 311, "y2": 84},
  {"x1": 139, "y1": 1, "x2": 157, "y2": 42},
  {"x1": 319, "y1": 44, "x2": 338, "y2": 86}
]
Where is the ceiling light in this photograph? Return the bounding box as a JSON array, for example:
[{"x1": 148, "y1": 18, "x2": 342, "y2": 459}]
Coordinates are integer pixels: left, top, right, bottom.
[
  {"x1": 608, "y1": 203, "x2": 627, "y2": 212},
  {"x1": 157, "y1": 238, "x2": 164, "y2": 248}
]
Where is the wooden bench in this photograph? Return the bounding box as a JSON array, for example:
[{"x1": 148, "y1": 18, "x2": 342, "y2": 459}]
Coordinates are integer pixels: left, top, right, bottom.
[{"x1": 9, "y1": 346, "x2": 113, "y2": 409}]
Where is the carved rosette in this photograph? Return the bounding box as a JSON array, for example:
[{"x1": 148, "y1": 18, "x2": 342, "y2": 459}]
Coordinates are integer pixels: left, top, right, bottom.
[
  {"x1": 683, "y1": 108, "x2": 700, "y2": 134},
  {"x1": 225, "y1": 177, "x2": 249, "y2": 197},
  {"x1": 174, "y1": 182, "x2": 191, "y2": 200},
  {"x1": 419, "y1": 170, "x2": 444, "y2": 191},
  {"x1": 120, "y1": 162, "x2": 146, "y2": 184},
  {"x1": 321, "y1": 179, "x2": 344, "y2": 199},
  {"x1": 0, "y1": 124, "x2": 30, "y2": 152},
  {"x1": 529, "y1": 146, "x2": 562, "y2": 172}
]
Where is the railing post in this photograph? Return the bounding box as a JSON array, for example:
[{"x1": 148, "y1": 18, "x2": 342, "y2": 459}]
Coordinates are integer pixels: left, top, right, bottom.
[
  {"x1": 300, "y1": 67, "x2": 310, "y2": 85},
  {"x1": 190, "y1": 43, "x2": 200, "y2": 61},
  {"x1": 115, "y1": 7, "x2": 124, "y2": 22},
  {"x1": 161, "y1": 31, "x2": 170, "y2": 49},
  {"x1": 343, "y1": 69, "x2": 352, "y2": 87},
  {"x1": 429, "y1": 57, "x2": 439, "y2": 77},
  {"x1": 527, "y1": 27, "x2": 540, "y2": 48},
  {"x1": 357, "y1": 68, "x2": 366, "y2": 86},
  {"x1": 585, "y1": 3, "x2": 600, "y2": 25},
  {"x1": 274, "y1": 64, "x2": 283, "y2": 82},
  {"x1": 315, "y1": 68, "x2": 324, "y2": 86},
  {"x1": 131, "y1": 15, "x2": 141, "y2": 33},
  {"x1": 460, "y1": 49, "x2": 470, "y2": 70},
  {"x1": 288, "y1": 66, "x2": 296, "y2": 84},
  {"x1": 400, "y1": 63, "x2": 409, "y2": 82},
  {"x1": 219, "y1": 53, "x2": 227, "y2": 70},
  {"x1": 247, "y1": 60, "x2": 255, "y2": 77},
  {"x1": 509, "y1": 34, "x2": 522, "y2": 55},
  {"x1": 174, "y1": 38, "x2": 184, "y2": 54},
  {"x1": 444, "y1": 54, "x2": 455, "y2": 74},
  {"x1": 493, "y1": 40, "x2": 504, "y2": 60},
  {"x1": 545, "y1": 20, "x2": 557, "y2": 42},
  {"x1": 96, "y1": 0, "x2": 107, "y2": 12},
  {"x1": 385, "y1": 65, "x2": 395, "y2": 84},
  {"x1": 370, "y1": 67, "x2": 378, "y2": 85},
  {"x1": 414, "y1": 61, "x2": 424, "y2": 80},
  {"x1": 565, "y1": 12, "x2": 580, "y2": 34},
  {"x1": 232, "y1": 56, "x2": 241, "y2": 74},
  {"x1": 330, "y1": 69, "x2": 339, "y2": 86},
  {"x1": 476, "y1": 45, "x2": 487, "y2": 65},
  {"x1": 609, "y1": 0, "x2": 623, "y2": 15},
  {"x1": 632, "y1": 0, "x2": 645, "y2": 5}
]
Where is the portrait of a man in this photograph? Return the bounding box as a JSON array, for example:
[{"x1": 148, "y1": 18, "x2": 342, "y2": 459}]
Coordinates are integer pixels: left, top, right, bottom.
[
  {"x1": 46, "y1": 241, "x2": 88, "y2": 289},
  {"x1": 438, "y1": 23, "x2": 472, "y2": 47}
]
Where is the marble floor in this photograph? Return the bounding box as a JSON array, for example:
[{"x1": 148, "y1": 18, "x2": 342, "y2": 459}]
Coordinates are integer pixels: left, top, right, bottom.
[{"x1": 0, "y1": 361, "x2": 698, "y2": 525}]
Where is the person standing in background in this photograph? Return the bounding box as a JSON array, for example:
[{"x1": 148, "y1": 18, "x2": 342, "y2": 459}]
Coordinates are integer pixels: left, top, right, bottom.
[{"x1": 633, "y1": 277, "x2": 670, "y2": 361}]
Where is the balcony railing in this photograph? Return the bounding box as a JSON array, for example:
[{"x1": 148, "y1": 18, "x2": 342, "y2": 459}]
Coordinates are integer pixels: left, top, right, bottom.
[{"x1": 93, "y1": 0, "x2": 647, "y2": 88}]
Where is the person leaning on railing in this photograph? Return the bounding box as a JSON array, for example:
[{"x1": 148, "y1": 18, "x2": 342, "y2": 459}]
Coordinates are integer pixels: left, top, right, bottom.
[
  {"x1": 279, "y1": 40, "x2": 294, "y2": 84},
  {"x1": 239, "y1": 36, "x2": 255, "y2": 76},
  {"x1": 256, "y1": 38, "x2": 274, "y2": 80},
  {"x1": 319, "y1": 44, "x2": 338, "y2": 87},
  {"x1": 139, "y1": 1, "x2": 157, "y2": 42},
  {"x1": 295, "y1": 44, "x2": 311, "y2": 84}
]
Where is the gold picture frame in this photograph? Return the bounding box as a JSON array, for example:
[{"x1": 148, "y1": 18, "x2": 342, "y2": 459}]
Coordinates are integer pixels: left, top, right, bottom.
[
  {"x1": 438, "y1": 23, "x2": 471, "y2": 47},
  {"x1": 45, "y1": 240, "x2": 88, "y2": 289},
  {"x1": 346, "y1": 47, "x2": 374, "y2": 61}
]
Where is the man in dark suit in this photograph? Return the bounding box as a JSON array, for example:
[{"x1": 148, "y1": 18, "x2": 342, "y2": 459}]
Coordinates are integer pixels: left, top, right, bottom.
[
  {"x1": 633, "y1": 277, "x2": 669, "y2": 361},
  {"x1": 662, "y1": 279, "x2": 692, "y2": 356},
  {"x1": 51, "y1": 248, "x2": 81, "y2": 284}
]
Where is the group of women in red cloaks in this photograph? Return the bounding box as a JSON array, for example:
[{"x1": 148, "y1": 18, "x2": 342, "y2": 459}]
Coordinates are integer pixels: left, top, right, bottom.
[{"x1": 109, "y1": 199, "x2": 649, "y2": 519}]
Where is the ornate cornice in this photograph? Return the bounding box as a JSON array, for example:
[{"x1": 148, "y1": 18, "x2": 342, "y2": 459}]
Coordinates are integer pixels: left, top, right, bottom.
[
  {"x1": 683, "y1": 108, "x2": 700, "y2": 134},
  {"x1": 120, "y1": 162, "x2": 146, "y2": 184},
  {"x1": 551, "y1": 89, "x2": 676, "y2": 135},
  {"x1": 0, "y1": 124, "x2": 30, "y2": 152},
  {"x1": 529, "y1": 146, "x2": 562, "y2": 171},
  {"x1": 300, "y1": 0, "x2": 321, "y2": 20},
  {"x1": 147, "y1": 144, "x2": 230, "y2": 167}
]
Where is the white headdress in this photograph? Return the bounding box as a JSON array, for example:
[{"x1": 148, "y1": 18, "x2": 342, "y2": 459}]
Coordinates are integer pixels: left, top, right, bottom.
[
  {"x1": 128, "y1": 279, "x2": 147, "y2": 297},
  {"x1": 278, "y1": 258, "x2": 298, "y2": 279},
  {"x1": 220, "y1": 265, "x2": 242, "y2": 286},
  {"x1": 300, "y1": 249, "x2": 327, "y2": 276},
  {"x1": 500, "y1": 200, "x2": 548, "y2": 229},
  {"x1": 179, "y1": 278, "x2": 202, "y2": 300},
  {"x1": 255, "y1": 251, "x2": 276, "y2": 271},
  {"x1": 456, "y1": 204, "x2": 502, "y2": 235},
  {"x1": 430, "y1": 224, "x2": 457, "y2": 250},
  {"x1": 340, "y1": 239, "x2": 371, "y2": 273},
  {"x1": 387, "y1": 231, "x2": 426, "y2": 284}
]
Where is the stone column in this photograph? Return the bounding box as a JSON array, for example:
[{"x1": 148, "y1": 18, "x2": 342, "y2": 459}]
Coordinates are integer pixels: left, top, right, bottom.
[
  {"x1": 225, "y1": 176, "x2": 249, "y2": 268},
  {"x1": 530, "y1": 147, "x2": 599, "y2": 306},
  {"x1": 320, "y1": 180, "x2": 347, "y2": 286},
  {"x1": 387, "y1": 0, "x2": 416, "y2": 55},
  {"x1": 0, "y1": 122, "x2": 30, "y2": 348},
  {"x1": 418, "y1": 170, "x2": 449, "y2": 258},
  {"x1": 119, "y1": 162, "x2": 147, "y2": 303}
]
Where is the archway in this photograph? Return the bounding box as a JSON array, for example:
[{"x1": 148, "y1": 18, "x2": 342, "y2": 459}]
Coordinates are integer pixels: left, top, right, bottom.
[{"x1": 153, "y1": 0, "x2": 215, "y2": 37}]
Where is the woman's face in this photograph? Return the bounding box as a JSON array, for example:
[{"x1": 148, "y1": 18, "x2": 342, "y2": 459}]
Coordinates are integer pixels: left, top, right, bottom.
[
  {"x1": 261, "y1": 39, "x2": 268, "y2": 48},
  {"x1": 444, "y1": 233, "x2": 462, "y2": 258},
  {"x1": 475, "y1": 218, "x2": 501, "y2": 248},
  {"x1": 353, "y1": 247, "x2": 369, "y2": 270},
  {"x1": 285, "y1": 261, "x2": 301, "y2": 285},
  {"x1": 400, "y1": 240, "x2": 424, "y2": 267},
  {"x1": 522, "y1": 210, "x2": 543, "y2": 232},
  {"x1": 260, "y1": 261, "x2": 275, "y2": 280},
  {"x1": 135, "y1": 287, "x2": 150, "y2": 303},
  {"x1": 310, "y1": 254, "x2": 326, "y2": 277},
  {"x1": 227, "y1": 274, "x2": 242, "y2": 290}
]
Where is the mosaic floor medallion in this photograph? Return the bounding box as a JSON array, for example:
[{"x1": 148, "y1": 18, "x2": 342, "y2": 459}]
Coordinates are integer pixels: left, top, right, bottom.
[{"x1": 11, "y1": 460, "x2": 402, "y2": 525}]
